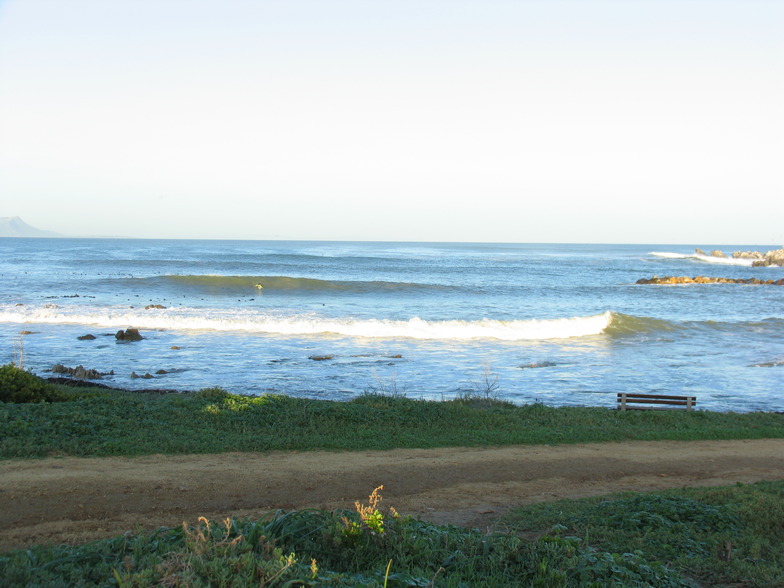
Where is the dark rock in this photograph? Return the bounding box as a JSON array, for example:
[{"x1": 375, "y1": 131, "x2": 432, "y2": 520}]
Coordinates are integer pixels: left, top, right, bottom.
[
  {"x1": 46, "y1": 377, "x2": 111, "y2": 389},
  {"x1": 78, "y1": 334, "x2": 96, "y2": 340},
  {"x1": 309, "y1": 355, "x2": 334, "y2": 361},
  {"x1": 130, "y1": 372, "x2": 154, "y2": 379},
  {"x1": 145, "y1": 304, "x2": 166, "y2": 310},
  {"x1": 155, "y1": 369, "x2": 168, "y2": 374},
  {"x1": 52, "y1": 364, "x2": 113, "y2": 380},
  {"x1": 520, "y1": 361, "x2": 557, "y2": 369},
  {"x1": 116, "y1": 328, "x2": 143, "y2": 341}
]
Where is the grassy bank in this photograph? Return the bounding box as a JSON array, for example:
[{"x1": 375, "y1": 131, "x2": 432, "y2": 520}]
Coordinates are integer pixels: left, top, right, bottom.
[
  {"x1": 2, "y1": 481, "x2": 782, "y2": 586},
  {"x1": 1, "y1": 383, "x2": 783, "y2": 459}
]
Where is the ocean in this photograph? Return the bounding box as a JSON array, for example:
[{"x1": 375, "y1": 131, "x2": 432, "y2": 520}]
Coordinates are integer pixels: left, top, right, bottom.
[{"x1": 1, "y1": 239, "x2": 781, "y2": 412}]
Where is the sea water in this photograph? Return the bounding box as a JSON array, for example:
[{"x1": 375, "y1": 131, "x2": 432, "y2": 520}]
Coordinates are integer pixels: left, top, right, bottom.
[{"x1": 0, "y1": 239, "x2": 781, "y2": 412}]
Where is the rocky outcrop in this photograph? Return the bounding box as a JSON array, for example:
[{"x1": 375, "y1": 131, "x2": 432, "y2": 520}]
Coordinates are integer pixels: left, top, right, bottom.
[
  {"x1": 732, "y1": 250, "x2": 765, "y2": 260},
  {"x1": 753, "y1": 247, "x2": 784, "y2": 267},
  {"x1": 52, "y1": 364, "x2": 114, "y2": 380},
  {"x1": 698, "y1": 246, "x2": 784, "y2": 267},
  {"x1": 637, "y1": 276, "x2": 784, "y2": 285},
  {"x1": 115, "y1": 328, "x2": 143, "y2": 341}
]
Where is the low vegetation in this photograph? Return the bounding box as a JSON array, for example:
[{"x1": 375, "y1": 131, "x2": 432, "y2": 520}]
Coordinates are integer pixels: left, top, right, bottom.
[
  {"x1": 501, "y1": 480, "x2": 784, "y2": 587},
  {"x1": 2, "y1": 365, "x2": 783, "y2": 585},
  {"x1": 0, "y1": 364, "x2": 72, "y2": 404},
  {"x1": 1, "y1": 372, "x2": 783, "y2": 459},
  {"x1": 2, "y1": 481, "x2": 782, "y2": 586}
]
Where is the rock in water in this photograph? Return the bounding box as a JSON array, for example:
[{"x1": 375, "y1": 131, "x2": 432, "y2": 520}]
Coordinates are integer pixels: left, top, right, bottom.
[
  {"x1": 51, "y1": 364, "x2": 113, "y2": 380},
  {"x1": 696, "y1": 245, "x2": 784, "y2": 267},
  {"x1": 116, "y1": 328, "x2": 143, "y2": 341},
  {"x1": 637, "y1": 276, "x2": 784, "y2": 286}
]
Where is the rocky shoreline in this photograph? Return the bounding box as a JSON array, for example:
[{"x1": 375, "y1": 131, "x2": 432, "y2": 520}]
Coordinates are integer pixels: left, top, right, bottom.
[
  {"x1": 697, "y1": 246, "x2": 784, "y2": 267},
  {"x1": 637, "y1": 276, "x2": 784, "y2": 285}
]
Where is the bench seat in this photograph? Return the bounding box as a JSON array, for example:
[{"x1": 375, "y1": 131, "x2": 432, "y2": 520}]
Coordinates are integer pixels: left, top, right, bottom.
[{"x1": 617, "y1": 392, "x2": 696, "y2": 411}]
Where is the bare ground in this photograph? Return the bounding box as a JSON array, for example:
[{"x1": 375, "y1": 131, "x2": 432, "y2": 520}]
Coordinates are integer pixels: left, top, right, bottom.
[{"x1": 2, "y1": 438, "x2": 783, "y2": 552}]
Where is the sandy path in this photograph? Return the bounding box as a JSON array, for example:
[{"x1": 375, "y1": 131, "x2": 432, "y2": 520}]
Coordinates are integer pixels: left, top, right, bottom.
[{"x1": 2, "y1": 438, "x2": 783, "y2": 552}]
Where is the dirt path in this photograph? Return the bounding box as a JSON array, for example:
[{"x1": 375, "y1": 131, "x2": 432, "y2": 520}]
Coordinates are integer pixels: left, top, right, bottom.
[{"x1": 2, "y1": 439, "x2": 783, "y2": 552}]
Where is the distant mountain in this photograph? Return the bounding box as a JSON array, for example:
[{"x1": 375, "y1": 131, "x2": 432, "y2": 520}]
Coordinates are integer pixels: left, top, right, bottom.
[{"x1": 0, "y1": 216, "x2": 62, "y2": 237}]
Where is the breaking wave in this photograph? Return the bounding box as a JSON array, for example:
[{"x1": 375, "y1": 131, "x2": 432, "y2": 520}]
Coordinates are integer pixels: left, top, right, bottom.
[
  {"x1": 1, "y1": 306, "x2": 614, "y2": 341},
  {"x1": 650, "y1": 252, "x2": 758, "y2": 266},
  {"x1": 5, "y1": 306, "x2": 776, "y2": 342},
  {"x1": 604, "y1": 312, "x2": 681, "y2": 336}
]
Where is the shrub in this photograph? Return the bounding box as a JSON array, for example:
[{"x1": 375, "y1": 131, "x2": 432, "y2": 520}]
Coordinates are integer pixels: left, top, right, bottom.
[
  {"x1": 0, "y1": 364, "x2": 68, "y2": 403},
  {"x1": 194, "y1": 386, "x2": 231, "y2": 401}
]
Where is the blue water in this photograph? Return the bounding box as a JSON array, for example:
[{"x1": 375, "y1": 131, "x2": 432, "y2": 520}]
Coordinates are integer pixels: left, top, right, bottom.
[{"x1": 1, "y1": 239, "x2": 782, "y2": 411}]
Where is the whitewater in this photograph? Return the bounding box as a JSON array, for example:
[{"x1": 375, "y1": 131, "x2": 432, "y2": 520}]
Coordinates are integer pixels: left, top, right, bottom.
[{"x1": 1, "y1": 239, "x2": 782, "y2": 411}]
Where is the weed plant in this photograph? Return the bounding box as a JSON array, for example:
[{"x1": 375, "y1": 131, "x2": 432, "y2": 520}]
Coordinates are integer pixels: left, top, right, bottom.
[{"x1": 1, "y1": 386, "x2": 783, "y2": 458}]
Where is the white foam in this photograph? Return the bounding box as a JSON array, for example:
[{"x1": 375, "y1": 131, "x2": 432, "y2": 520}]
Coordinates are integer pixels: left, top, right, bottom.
[
  {"x1": 692, "y1": 254, "x2": 756, "y2": 266},
  {"x1": 650, "y1": 251, "x2": 690, "y2": 259},
  {"x1": 0, "y1": 305, "x2": 614, "y2": 341},
  {"x1": 650, "y1": 251, "x2": 757, "y2": 266}
]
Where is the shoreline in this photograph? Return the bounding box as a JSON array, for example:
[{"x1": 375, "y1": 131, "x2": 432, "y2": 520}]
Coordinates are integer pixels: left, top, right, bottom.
[{"x1": 43, "y1": 376, "x2": 784, "y2": 415}]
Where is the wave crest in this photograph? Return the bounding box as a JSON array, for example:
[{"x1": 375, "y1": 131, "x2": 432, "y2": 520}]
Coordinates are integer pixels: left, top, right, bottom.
[
  {"x1": 131, "y1": 274, "x2": 451, "y2": 294},
  {"x1": 0, "y1": 306, "x2": 614, "y2": 341},
  {"x1": 650, "y1": 252, "x2": 757, "y2": 266}
]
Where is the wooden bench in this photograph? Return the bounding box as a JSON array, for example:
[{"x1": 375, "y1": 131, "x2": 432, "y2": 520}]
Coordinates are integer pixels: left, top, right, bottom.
[{"x1": 617, "y1": 392, "x2": 696, "y2": 411}]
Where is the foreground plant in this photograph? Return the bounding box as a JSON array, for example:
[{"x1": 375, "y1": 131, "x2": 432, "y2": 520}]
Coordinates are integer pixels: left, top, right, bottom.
[
  {"x1": 0, "y1": 364, "x2": 70, "y2": 404},
  {"x1": 0, "y1": 485, "x2": 694, "y2": 587}
]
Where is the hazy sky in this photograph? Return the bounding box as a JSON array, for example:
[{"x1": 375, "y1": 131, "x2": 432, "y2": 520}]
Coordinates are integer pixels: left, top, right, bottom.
[{"x1": 0, "y1": 0, "x2": 781, "y2": 243}]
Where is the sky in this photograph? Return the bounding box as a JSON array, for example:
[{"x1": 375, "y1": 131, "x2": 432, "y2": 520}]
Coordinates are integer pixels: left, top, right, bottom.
[{"x1": 0, "y1": 0, "x2": 782, "y2": 244}]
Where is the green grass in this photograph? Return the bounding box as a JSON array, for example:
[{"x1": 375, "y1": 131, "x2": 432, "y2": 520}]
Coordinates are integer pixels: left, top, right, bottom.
[
  {"x1": 500, "y1": 479, "x2": 784, "y2": 587},
  {"x1": 1, "y1": 386, "x2": 783, "y2": 459}
]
